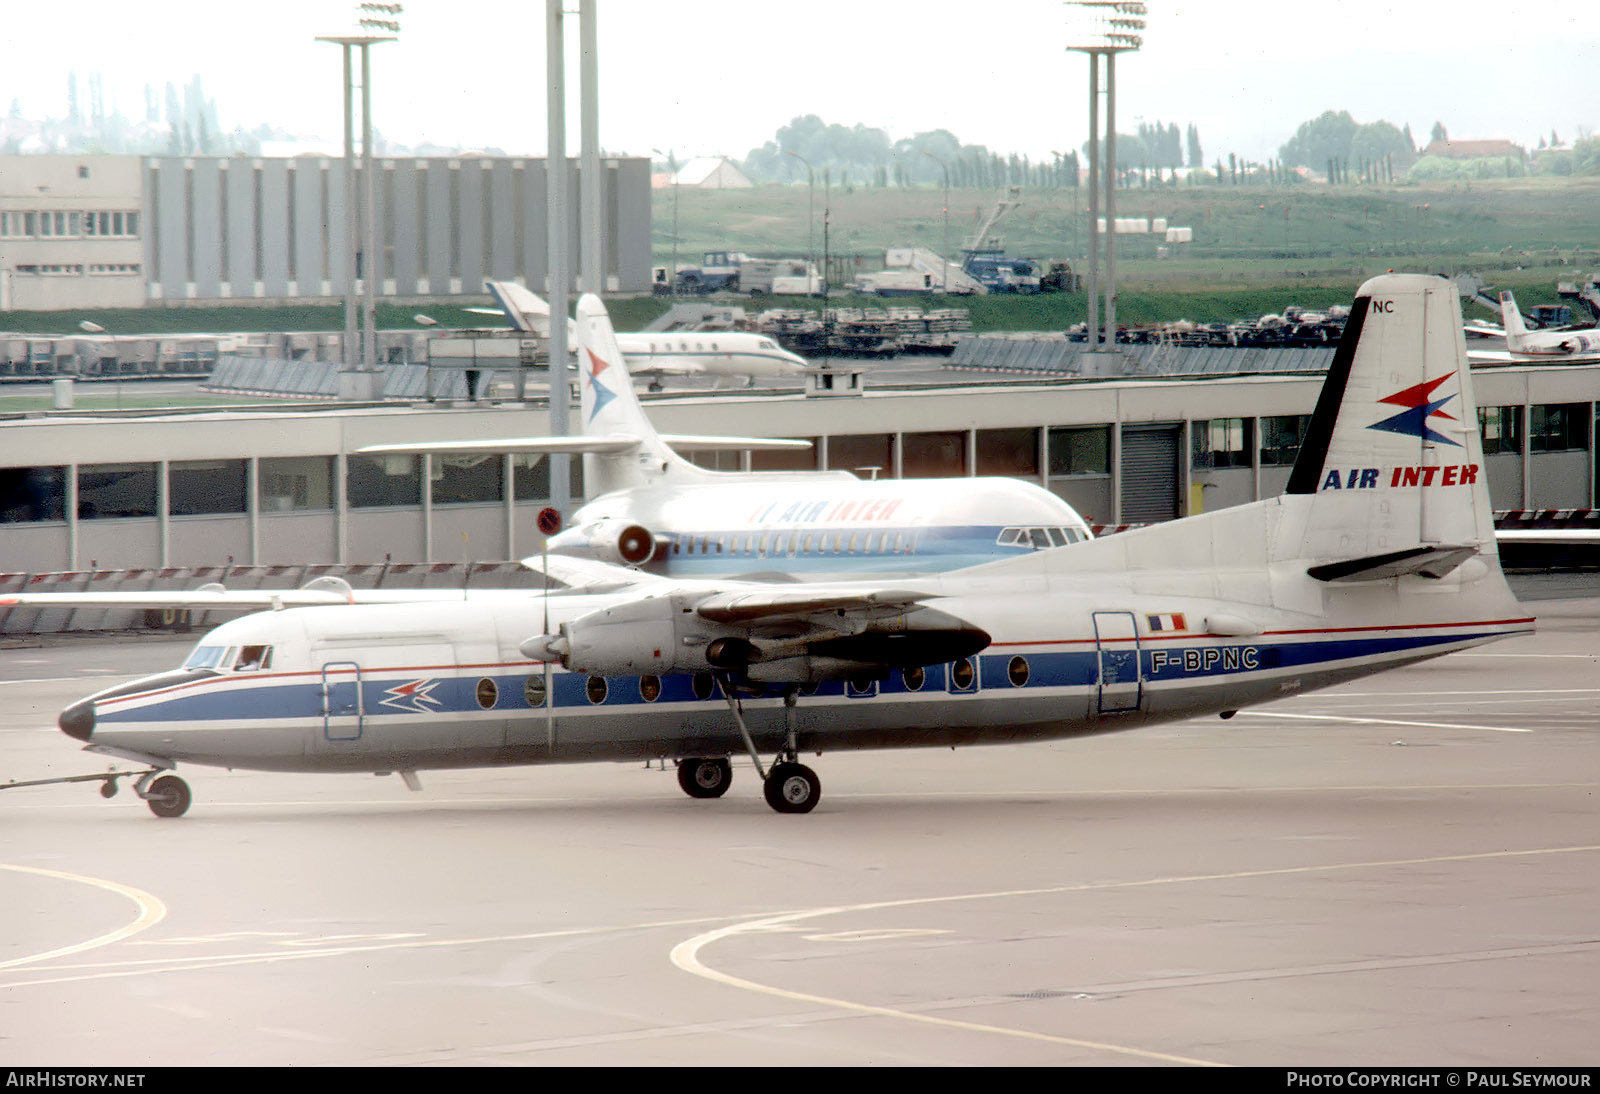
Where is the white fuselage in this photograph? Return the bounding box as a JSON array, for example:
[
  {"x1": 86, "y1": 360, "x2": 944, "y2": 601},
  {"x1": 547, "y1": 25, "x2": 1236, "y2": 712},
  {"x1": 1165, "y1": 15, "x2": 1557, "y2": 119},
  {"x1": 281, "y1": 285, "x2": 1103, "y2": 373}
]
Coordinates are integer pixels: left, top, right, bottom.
[
  {"x1": 553, "y1": 475, "x2": 1095, "y2": 577},
  {"x1": 614, "y1": 332, "x2": 807, "y2": 379},
  {"x1": 66, "y1": 520, "x2": 1532, "y2": 778}
]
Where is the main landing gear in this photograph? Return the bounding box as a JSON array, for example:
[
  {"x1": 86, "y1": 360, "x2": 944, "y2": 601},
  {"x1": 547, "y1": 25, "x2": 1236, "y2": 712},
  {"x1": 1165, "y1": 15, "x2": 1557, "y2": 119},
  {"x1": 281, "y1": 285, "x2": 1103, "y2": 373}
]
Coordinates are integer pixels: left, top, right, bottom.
[{"x1": 677, "y1": 679, "x2": 822, "y2": 814}]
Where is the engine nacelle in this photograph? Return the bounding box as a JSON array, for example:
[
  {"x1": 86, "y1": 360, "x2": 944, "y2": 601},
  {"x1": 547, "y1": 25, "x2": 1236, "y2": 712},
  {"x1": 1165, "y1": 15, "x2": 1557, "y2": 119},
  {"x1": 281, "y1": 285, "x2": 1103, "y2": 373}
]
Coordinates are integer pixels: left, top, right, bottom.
[
  {"x1": 547, "y1": 519, "x2": 657, "y2": 567},
  {"x1": 547, "y1": 595, "x2": 719, "y2": 676}
]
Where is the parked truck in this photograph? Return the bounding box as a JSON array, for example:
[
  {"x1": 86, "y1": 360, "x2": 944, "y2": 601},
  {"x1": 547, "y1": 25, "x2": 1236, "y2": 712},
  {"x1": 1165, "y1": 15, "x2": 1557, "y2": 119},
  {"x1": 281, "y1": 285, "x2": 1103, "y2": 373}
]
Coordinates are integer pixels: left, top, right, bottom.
[{"x1": 673, "y1": 251, "x2": 823, "y2": 296}]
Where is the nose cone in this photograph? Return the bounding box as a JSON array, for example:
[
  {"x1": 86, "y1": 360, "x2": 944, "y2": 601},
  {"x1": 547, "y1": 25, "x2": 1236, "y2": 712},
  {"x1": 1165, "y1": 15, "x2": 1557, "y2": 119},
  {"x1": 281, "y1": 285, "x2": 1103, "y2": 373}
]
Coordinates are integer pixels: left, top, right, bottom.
[{"x1": 59, "y1": 698, "x2": 95, "y2": 742}]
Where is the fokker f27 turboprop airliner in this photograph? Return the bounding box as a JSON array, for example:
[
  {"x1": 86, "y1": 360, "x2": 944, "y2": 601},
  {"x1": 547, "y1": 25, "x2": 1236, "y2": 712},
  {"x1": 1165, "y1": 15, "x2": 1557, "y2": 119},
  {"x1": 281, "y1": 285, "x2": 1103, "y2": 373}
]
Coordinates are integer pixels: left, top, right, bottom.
[
  {"x1": 367, "y1": 291, "x2": 1095, "y2": 580},
  {"x1": 4, "y1": 274, "x2": 1534, "y2": 817}
]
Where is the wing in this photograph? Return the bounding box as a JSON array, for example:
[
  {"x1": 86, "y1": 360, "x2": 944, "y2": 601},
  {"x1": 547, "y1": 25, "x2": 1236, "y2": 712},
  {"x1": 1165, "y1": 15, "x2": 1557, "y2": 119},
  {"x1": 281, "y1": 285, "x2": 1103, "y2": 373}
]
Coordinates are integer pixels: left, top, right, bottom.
[
  {"x1": 628, "y1": 360, "x2": 706, "y2": 377},
  {"x1": 535, "y1": 580, "x2": 990, "y2": 684},
  {"x1": 0, "y1": 576, "x2": 532, "y2": 611},
  {"x1": 520, "y1": 553, "x2": 668, "y2": 593}
]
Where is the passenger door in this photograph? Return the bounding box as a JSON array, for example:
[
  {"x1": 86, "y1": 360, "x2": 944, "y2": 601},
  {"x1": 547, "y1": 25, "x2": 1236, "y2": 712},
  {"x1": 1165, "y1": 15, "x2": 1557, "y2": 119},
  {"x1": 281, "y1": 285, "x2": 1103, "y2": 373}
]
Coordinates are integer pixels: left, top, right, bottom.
[{"x1": 1092, "y1": 612, "x2": 1142, "y2": 714}]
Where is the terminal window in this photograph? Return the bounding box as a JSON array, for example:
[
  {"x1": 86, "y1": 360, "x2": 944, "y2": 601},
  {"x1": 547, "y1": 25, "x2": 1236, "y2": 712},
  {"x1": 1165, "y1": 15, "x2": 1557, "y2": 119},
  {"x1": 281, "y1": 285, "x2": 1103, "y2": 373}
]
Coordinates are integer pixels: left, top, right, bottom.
[{"x1": 1048, "y1": 426, "x2": 1110, "y2": 477}]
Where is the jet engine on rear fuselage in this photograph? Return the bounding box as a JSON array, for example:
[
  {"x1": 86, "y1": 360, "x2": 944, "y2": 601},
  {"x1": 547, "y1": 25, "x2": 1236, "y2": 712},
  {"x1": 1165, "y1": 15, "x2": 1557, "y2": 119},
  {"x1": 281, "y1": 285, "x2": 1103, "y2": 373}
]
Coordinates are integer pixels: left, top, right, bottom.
[{"x1": 547, "y1": 518, "x2": 658, "y2": 567}]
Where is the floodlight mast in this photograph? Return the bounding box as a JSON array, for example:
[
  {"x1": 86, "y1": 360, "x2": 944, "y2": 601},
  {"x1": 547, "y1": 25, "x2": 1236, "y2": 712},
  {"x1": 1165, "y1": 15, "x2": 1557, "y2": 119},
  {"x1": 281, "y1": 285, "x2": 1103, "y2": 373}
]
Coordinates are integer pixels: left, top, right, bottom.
[
  {"x1": 317, "y1": 4, "x2": 401, "y2": 400},
  {"x1": 1065, "y1": 2, "x2": 1145, "y2": 354}
]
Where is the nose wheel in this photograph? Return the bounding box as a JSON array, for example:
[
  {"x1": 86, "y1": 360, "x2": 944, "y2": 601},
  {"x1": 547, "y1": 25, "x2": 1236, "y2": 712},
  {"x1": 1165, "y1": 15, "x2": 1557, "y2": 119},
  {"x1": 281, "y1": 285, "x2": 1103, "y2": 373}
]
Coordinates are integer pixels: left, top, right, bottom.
[{"x1": 141, "y1": 774, "x2": 192, "y2": 818}]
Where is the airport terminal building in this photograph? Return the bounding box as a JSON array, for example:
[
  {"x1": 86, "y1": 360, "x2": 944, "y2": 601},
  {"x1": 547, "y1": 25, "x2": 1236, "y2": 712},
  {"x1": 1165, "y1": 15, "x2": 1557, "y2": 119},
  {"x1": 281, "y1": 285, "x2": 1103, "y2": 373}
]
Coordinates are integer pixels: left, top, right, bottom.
[
  {"x1": 0, "y1": 359, "x2": 1594, "y2": 577},
  {"x1": 0, "y1": 154, "x2": 652, "y2": 310}
]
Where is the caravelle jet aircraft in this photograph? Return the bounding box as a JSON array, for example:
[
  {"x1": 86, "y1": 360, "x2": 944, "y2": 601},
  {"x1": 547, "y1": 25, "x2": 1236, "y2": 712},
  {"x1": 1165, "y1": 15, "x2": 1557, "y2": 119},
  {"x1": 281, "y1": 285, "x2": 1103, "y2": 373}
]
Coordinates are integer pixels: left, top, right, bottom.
[
  {"x1": 367, "y1": 291, "x2": 1095, "y2": 581},
  {"x1": 4, "y1": 274, "x2": 1534, "y2": 818},
  {"x1": 484, "y1": 280, "x2": 809, "y2": 387}
]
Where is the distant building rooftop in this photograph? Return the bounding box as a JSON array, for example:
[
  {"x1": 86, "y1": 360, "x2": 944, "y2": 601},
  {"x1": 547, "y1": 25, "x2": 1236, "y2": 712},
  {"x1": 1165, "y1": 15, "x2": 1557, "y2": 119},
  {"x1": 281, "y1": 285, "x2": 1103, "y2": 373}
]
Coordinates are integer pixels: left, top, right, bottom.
[{"x1": 1422, "y1": 139, "x2": 1526, "y2": 160}]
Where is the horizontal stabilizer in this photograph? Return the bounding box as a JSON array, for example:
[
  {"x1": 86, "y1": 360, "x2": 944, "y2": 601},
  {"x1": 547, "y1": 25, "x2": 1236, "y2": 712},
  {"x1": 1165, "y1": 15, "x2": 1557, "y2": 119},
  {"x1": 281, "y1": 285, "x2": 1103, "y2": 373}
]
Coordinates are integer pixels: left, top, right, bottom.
[
  {"x1": 658, "y1": 433, "x2": 813, "y2": 453},
  {"x1": 1307, "y1": 545, "x2": 1479, "y2": 583}
]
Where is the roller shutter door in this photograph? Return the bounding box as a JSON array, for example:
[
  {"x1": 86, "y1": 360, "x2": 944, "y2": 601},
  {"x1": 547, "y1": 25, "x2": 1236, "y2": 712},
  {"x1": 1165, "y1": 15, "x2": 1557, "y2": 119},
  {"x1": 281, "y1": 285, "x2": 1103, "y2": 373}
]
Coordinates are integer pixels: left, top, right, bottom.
[{"x1": 1119, "y1": 425, "x2": 1180, "y2": 523}]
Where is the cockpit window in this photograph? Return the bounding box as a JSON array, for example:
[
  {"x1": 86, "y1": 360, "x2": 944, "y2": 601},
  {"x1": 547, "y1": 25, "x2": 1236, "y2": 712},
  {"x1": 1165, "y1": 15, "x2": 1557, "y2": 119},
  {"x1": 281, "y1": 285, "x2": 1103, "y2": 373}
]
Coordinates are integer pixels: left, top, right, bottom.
[
  {"x1": 234, "y1": 645, "x2": 272, "y2": 672},
  {"x1": 184, "y1": 645, "x2": 230, "y2": 670}
]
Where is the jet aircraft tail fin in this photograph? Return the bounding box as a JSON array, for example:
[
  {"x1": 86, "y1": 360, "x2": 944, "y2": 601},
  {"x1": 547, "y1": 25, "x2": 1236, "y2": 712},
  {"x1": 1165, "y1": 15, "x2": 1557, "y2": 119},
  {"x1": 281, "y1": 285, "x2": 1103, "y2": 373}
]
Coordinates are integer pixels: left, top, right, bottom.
[
  {"x1": 1497, "y1": 289, "x2": 1531, "y2": 346},
  {"x1": 573, "y1": 292, "x2": 711, "y2": 494}
]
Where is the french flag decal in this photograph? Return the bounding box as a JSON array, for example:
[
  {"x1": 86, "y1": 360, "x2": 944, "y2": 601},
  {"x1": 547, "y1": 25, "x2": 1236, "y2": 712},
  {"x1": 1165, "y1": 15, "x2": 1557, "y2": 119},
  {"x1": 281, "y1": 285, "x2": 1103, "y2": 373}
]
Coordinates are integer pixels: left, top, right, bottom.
[{"x1": 1146, "y1": 612, "x2": 1187, "y2": 633}]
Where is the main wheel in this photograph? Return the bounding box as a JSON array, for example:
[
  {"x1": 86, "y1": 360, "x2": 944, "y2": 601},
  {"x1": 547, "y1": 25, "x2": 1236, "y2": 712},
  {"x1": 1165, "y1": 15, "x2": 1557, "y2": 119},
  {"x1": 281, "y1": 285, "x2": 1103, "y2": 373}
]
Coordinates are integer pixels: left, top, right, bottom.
[
  {"x1": 144, "y1": 774, "x2": 192, "y2": 819},
  {"x1": 763, "y1": 762, "x2": 820, "y2": 814},
  {"x1": 677, "y1": 757, "x2": 733, "y2": 799}
]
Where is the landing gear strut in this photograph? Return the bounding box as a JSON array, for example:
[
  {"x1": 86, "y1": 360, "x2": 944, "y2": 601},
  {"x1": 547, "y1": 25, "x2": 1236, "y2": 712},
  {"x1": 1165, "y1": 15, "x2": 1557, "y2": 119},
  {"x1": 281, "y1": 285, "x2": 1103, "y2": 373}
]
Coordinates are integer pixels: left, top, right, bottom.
[{"x1": 717, "y1": 678, "x2": 822, "y2": 814}]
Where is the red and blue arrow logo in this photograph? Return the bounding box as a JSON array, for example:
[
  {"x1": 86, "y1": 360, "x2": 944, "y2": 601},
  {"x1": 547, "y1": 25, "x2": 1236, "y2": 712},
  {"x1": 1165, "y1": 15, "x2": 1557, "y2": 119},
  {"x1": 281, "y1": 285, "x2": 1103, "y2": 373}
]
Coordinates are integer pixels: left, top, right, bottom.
[
  {"x1": 1368, "y1": 372, "x2": 1461, "y2": 447},
  {"x1": 584, "y1": 346, "x2": 617, "y2": 423}
]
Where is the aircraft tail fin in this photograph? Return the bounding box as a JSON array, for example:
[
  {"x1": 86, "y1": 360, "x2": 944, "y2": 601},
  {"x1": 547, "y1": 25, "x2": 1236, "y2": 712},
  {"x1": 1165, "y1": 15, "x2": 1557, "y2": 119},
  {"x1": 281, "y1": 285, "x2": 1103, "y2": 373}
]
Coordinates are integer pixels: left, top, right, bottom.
[
  {"x1": 574, "y1": 292, "x2": 708, "y2": 493},
  {"x1": 1497, "y1": 289, "x2": 1532, "y2": 352},
  {"x1": 1283, "y1": 273, "x2": 1497, "y2": 563}
]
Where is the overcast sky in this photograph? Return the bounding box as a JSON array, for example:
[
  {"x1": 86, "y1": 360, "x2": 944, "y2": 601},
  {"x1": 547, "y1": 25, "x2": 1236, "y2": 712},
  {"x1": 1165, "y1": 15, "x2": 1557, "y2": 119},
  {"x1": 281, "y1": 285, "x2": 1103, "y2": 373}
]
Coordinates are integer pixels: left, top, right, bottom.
[{"x1": 7, "y1": 1, "x2": 1598, "y2": 162}]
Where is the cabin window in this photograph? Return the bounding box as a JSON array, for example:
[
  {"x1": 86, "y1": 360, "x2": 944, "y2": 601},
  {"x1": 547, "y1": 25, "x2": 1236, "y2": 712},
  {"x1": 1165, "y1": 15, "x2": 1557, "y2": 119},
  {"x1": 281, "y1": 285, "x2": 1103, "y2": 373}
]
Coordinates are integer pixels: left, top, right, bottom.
[
  {"x1": 233, "y1": 646, "x2": 272, "y2": 672},
  {"x1": 758, "y1": 532, "x2": 770, "y2": 556},
  {"x1": 585, "y1": 676, "x2": 609, "y2": 704},
  {"x1": 524, "y1": 675, "x2": 547, "y2": 707},
  {"x1": 848, "y1": 532, "x2": 858, "y2": 554},
  {"x1": 1007, "y1": 656, "x2": 1030, "y2": 687},
  {"x1": 892, "y1": 532, "x2": 904, "y2": 553},
  {"x1": 691, "y1": 672, "x2": 715, "y2": 701},
  {"x1": 476, "y1": 678, "x2": 499, "y2": 709},
  {"x1": 950, "y1": 657, "x2": 976, "y2": 691},
  {"x1": 902, "y1": 666, "x2": 926, "y2": 692},
  {"x1": 639, "y1": 675, "x2": 662, "y2": 703}
]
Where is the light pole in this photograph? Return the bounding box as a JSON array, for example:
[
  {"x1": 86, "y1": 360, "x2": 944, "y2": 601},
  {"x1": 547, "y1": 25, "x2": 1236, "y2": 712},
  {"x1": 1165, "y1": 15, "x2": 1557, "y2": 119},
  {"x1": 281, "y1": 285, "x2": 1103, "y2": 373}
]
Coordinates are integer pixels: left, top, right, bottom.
[
  {"x1": 652, "y1": 148, "x2": 680, "y2": 297},
  {"x1": 1066, "y1": 2, "x2": 1145, "y2": 352},
  {"x1": 318, "y1": 4, "x2": 399, "y2": 400},
  {"x1": 922, "y1": 150, "x2": 950, "y2": 293},
  {"x1": 786, "y1": 150, "x2": 814, "y2": 288}
]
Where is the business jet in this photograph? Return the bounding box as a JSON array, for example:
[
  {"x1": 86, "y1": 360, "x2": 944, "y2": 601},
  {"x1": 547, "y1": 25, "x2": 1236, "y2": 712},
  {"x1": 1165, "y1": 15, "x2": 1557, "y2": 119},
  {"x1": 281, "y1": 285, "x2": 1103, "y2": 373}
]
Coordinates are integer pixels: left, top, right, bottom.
[
  {"x1": 366, "y1": 292, "x2": 1095, "y2": 580},
  {"x1": 485, "y1": 280, "x2": 808, "y2": 387},
  {"x1": 4, "y1": 274, "x2": 1534, "y2": 818},
  {"x1": 1496, "y1": 290, "x2": 1600, "y2": 358}
]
